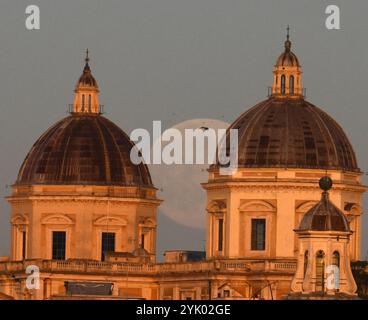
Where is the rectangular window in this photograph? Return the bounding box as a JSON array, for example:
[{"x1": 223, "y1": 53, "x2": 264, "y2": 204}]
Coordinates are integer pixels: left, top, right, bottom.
[
  {"x1": 52, "y1": 231, "x2": 66, "y2": 260},
  {"x1": 22, "y1": 231, "x2": 26, "y2": 260},
  {"x1": 88, "y1": 94, "x2": 92, "y2": 112},
  {"x1": 218, "y1": 219, "x2": 223, "y2": 251},
  {"x1": 141, "y1": 233, "x2": 145, "y2": 249},
  {"x1": 101, "y1": 232, "x2": 115, "y2": 261},
  {"x1": 251, "y1": 219, "x2": 266, "y2": 251},
  {"x1": 81, "y1": 94, "x2": 85, "y2": 111}
]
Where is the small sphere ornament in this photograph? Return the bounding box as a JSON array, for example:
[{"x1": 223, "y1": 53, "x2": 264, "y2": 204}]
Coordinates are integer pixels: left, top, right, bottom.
[{"x1": 319, "y1": 176, "x2": 333, "y2": 191}]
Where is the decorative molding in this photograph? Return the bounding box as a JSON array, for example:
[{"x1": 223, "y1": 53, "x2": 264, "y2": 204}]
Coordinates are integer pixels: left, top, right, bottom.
[
  {"x1": 94, "y1": 215, "x2": 127, "y2": 226},
  {"x1": 41, "y1": 214, "x2": 75, "y2": 225},
  {"x1": 138, "y1": 217, "x2": 156, "y2": 227},
  {"x1": 239, "y1": 200, "x2": 276, "y2": 212},
  {"x1": 206, "y1": 200, "x2": 227, "y2": 213},
  {"x1": 11, "y1": 214, "x2": 29, "y2": 225},
  {"x1": 204, "y1": 182, "x2": 366, "y2": 194},
  {"x1": 344, "y1": 203, "x2": 363, "y2": 216},
  {"x1": 7, "y1": 196, "x2": 161, "y2": 207}
]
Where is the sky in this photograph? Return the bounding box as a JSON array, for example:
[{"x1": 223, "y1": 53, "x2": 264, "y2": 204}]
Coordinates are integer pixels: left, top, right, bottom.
[{"x1": 0, "y1": 0, "x2": 368, "y2": 259}]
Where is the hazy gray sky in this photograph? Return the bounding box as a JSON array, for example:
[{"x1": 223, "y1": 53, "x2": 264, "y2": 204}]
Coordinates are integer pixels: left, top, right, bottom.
[{"x1": 1, "y1": 0, "x2": 368, "y2": 259}]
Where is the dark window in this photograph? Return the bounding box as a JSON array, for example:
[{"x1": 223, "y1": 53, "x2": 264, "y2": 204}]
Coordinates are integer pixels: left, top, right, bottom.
[
  {"x1": 251, "y1": 219, "x2": 266, "y2": 251},
  {"x1": 101, "y1": 232, "x2": 115, "y2": 261},
  {"x1": 315, "y1": 250, "x2": 325, "y2": 292},
  {"x1": 88, "y1": 94, "x2": 92, "y2": 112},
  {"x1": 141, "y1": 233, "x2": 145, "y2": 249},
  {"x1": 281, "y1": 75, "x2": 286, "y2": 94},
  {"x1": 223, "y1": 290, "x2": 230, "y2": 297},
  {"x1": 22, "y1": 231, "x2": 27, "y2": 260},
  {"x1": 52, "y1": 231, "x2": 66, "y2": 260},
  {"x1": 218, "y1": 218, "x2": 223, "y2": 251},
  {"x1": 290, "y1": 76, "x2": 295, "y2": 94},
  {"x1": 81, "y1": 94, "x2": 85, "y2": 111}
]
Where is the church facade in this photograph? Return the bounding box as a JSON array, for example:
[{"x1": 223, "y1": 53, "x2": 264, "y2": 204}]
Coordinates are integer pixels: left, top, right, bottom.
[{"x1": 0, "y1": 34, "x2": 366, "y2": 300}]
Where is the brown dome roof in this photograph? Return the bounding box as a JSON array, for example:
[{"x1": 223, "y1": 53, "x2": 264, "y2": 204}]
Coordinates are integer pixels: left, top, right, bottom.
[
  {"x1": 77, "y1": 62, "x2": 98, "y2": 87},
  {"x1": 16, "y1": 114, "x2": 153, "y2": 187},
  {"x1": 298, "y1": 192, "x2": 350, "y2": 232},
  {"x1": 275, "y1": 40, "x2": 300, "y2": 67},
  {"x1": 218, "y1": 97, "x2": 359, "y2": 171}
]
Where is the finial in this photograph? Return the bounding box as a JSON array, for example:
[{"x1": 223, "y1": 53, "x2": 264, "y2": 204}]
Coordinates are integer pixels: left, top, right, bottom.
[
  {"x1": 82, "y1": 49, "x2": 91, "y2": 74},
  {"x1": 85, "y1": 49, "x2": 90, "y2": 64},
  {"x1": 284, "y1": 25, "x2": 291, "y2": 51},
  {"x1": 319, "y1": 176, "x2": 333, "y2": 192}
]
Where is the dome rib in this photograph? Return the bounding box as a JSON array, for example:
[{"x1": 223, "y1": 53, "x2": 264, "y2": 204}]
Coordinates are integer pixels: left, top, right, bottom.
[
  {"x1": 305, "y1": 101, "x2": 339, "y2": 166},
  {"x1": 17, "y1": 118, "x2": 68, "y2": 182},
  {"x1": 94, "y1": 118, "x2": 112, "y2": 181},
  {"x1": 98, "y1": 116, "x2": 127, "y2": 182}
]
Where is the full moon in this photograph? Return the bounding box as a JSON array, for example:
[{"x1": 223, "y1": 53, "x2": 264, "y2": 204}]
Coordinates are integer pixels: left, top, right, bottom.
[{"x1": 148, "y1": 118, "x2": 229, "y2": 229}]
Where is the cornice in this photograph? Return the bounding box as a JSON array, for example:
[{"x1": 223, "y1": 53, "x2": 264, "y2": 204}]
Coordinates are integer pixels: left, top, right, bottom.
[
  {"x1": 202, "y1": 181, "x2": 366, "y2": 193},
  {"x1": 7, "y1": 196, "x2": 162, "y2": 206}
]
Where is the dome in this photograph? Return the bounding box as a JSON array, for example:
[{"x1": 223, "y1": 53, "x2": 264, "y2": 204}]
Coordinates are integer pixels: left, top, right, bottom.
[
  {"x1": 16, "y1": 114, "x2": 153, "y2": 187},
  {"x1": 298, "y1": 177, "x2": 350, "y2": 232},
  {"x1": 77, "y1": 62, "x2": 98, "y2": 87},
  {"x1": 275, "y1": 40, "x2": 300, "y2": 67},
  {"x1": 220, "y1": 97, "x2": 359, "y2": 172},
  {"x1": 220, "y1": 30, "x2": 358, "y2": 172}
]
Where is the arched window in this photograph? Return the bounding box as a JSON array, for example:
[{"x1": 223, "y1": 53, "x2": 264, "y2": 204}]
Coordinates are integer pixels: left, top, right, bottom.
[
  {"x1": 281, "y1": 75, "x2": 286, "y2": 94},
  {"x1": 81, "y1": 94, "x2": 85, "y2": 112},
  {"x1": 88, "y1": 94, "x2": 92, "y2": 112},
  {"x1": 303, "y1": 250, "x2": 309, "y2": 277},
  {"x1": 332, "y1": 251, "x2": 340, "y2": 268},
  {"x1": 315, "y1": 250, "x2": 325, "y2": 292},
  {"x1": 289, "y1": 76, "x2": 294, "y2": 95}
]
